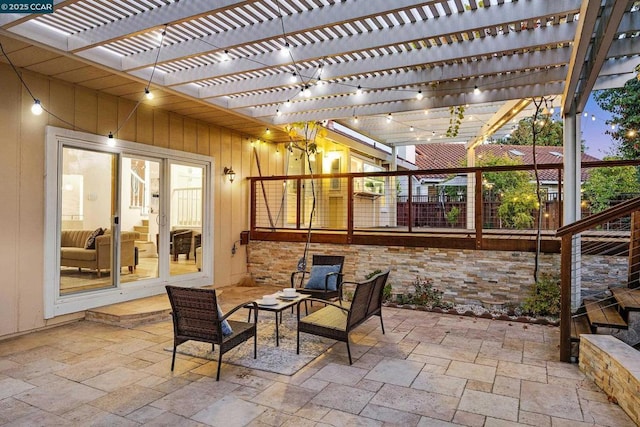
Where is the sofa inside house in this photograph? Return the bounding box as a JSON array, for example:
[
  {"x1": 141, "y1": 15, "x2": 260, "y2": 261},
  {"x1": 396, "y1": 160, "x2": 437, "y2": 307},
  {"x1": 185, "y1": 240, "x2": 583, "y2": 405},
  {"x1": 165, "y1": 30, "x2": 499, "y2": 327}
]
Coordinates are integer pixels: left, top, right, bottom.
[{"x1": 60, "y1": 229, "x2": 140, "y2": 277}]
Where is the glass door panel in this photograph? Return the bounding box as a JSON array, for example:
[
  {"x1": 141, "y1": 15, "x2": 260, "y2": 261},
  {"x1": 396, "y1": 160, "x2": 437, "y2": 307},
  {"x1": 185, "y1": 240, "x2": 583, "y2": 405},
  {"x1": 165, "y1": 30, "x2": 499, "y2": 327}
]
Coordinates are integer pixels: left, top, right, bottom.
[
  {"x1": 59, "y1": 147, "x2": 116, "y2": 295},
  {"x1": 168, "y1": 163, "x2": 203, "y2": 277},
  {"x1": 120, "y1": 156, "x2": 160, "y2": 284}
]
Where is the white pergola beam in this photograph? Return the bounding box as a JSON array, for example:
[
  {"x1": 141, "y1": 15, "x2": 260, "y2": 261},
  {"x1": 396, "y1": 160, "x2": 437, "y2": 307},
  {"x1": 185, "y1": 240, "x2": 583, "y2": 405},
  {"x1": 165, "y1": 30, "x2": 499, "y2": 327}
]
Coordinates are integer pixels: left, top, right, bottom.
[
  {"x1": 575, "y1": 0, "x2": 628, "y2": 111},
  {"x1": 193, "y1": 22, "x2": 577, "y2": 99},
  {"x1": 223, "y1": 48, "x2": 572, "y2": 110},
  {"x1": 159, "y1": 0, "x2": 579, "y2": 87},
  {"x1": 121, "y1": 0, "x2": 438, "y2": 70},
  {"x1": 266, "y1": 82, "x2": 564, "y2": 125},
  {"x1": 250, "y1": 67, "x2": 566, "y2": 119}
]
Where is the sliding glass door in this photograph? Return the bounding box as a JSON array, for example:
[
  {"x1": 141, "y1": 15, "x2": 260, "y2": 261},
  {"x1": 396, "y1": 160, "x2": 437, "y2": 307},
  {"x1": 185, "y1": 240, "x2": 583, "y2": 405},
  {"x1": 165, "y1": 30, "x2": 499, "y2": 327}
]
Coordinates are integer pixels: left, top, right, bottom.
[{"x1": 46, "y1": 127, "x2": 213, "y2": 317}]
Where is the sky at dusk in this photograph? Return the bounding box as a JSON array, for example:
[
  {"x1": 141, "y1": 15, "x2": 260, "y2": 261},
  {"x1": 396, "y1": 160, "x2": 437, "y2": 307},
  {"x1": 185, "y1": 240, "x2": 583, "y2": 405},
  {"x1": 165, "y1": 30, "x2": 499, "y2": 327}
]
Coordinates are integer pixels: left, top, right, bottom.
[{"x1": 581, "y1": 93, "x2": 617, "y2": 159}]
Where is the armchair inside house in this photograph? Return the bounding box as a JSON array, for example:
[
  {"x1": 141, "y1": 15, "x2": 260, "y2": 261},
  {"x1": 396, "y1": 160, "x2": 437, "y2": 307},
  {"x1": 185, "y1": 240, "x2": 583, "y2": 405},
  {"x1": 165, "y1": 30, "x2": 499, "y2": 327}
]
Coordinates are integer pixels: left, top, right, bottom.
[
  {"x1": 157, "y1": 229, "x2": 194, "y2": 262},
  {"x1": 291, "y1": 255, "x2": 345, "y2": 303}
]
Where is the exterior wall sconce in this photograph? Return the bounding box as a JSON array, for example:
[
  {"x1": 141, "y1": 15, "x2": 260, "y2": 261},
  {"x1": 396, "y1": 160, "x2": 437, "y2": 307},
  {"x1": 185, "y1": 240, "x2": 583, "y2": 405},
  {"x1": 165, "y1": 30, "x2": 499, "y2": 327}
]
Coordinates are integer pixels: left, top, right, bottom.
[{"x1": 223, "y1": 166, "x2": 236, "y2": 183}]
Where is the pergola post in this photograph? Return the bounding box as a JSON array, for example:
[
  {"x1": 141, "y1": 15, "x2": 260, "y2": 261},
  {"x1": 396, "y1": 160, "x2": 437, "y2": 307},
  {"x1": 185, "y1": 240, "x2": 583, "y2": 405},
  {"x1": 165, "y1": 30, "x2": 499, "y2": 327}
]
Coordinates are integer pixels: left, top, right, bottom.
[{"x1": 563, "y1": 102, "x2": 582, "y2": 311}]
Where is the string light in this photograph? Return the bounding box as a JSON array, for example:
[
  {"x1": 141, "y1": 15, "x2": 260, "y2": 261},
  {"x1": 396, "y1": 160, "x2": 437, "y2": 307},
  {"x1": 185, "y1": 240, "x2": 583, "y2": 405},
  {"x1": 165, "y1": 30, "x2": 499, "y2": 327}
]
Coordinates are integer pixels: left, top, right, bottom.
[
  {"x1": 473, "y1": 85, "x2": 480, "y2": 95},
  {"x1": 107, "y1": 132, "x2": 116, "y2": 147},
  {"x1": 31, "y1": 99, "x2": 43, "y2": 115},
  {"x1": 285, "y1": 99, "x2": 291, "y2": 107},
  {"x1": 353, "y1": 116, "x2": 359, "y2": 123},
  {"x1": 265, "y1": 128, "x2": 271, "y2": 134},
  {"x1": 356, "y1": 85, "x2": 362, "y2": 95},
  {"x1": 386, "y1": 113, "x2": 392, "y2": 122},
  {"x1": 276, "y1": 109, "x2": 282, "y2": 116},
  {"x1": 302, "y1": 85, "x2": 311, "y2": 97},
  {"x1": 290, "y1": 72, "x2": 297, "y2": 83},
  {"x1": 144, "y1": 88, "x2": 153, "y2": 100},
  {"x1": 221, "y1": 50, "x2": 230, "y2": 61},
  {"x1": 591, "y1": 114, "x2": 596, "y2": 121},
  {"x1": 416, "y1": 90, "x2": 423, "y2": 100},
  {"x1": 410, "y1": 125, "x2": 415, "y2": 131}
]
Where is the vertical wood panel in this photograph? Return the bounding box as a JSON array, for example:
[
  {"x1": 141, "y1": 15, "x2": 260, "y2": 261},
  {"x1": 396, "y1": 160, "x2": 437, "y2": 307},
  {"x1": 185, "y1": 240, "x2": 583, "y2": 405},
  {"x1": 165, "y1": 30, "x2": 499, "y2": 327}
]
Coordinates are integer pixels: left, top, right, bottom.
[
  {"x1": 74, "y1": 87, "x2": 98, "y2": 133},
  {"x1": 97, "y1": 93, "x2": 117, "y2": 138},
  {"x1": 196, "y1": 121, "x2": 210, "y2": 156},
  {"x1": 183, "y1": 117, "x2": 197, "y2": 154},
  {"x1": 47, "y1": 79, "x2": 74, "y2": 129},
  {"x1": 153, "y1": 109, "x2": 169, "y2": 148},
  {"x1": 136, "y1": 104, "x2": 153, "y2": 145},
  {"x1": 117, "y1": 98, "x2": 137, "y2": 142},
  {"x1": 168, "y1": 113, "x2": 183, "y2": 151},
  {"x1": 0, "y1": 65, "x2": 22, "y2": 335},
  {"x1": 18, "y1": 73, "x2": 50, "y2": 330}
]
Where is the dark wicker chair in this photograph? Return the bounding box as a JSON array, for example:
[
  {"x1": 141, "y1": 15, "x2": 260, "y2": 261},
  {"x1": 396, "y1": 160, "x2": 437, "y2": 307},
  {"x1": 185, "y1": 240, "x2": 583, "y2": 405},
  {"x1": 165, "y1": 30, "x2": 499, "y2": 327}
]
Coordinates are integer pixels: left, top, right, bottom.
[
  {"x1": 291, "y1": 255, "x2": 345, "y2": 302},
  {"x1": 165, "y1": 285, "x2": 258, "y2": 381},
  {"x1": 296, "y1": 269, "x2": 390, "y2": 364}
]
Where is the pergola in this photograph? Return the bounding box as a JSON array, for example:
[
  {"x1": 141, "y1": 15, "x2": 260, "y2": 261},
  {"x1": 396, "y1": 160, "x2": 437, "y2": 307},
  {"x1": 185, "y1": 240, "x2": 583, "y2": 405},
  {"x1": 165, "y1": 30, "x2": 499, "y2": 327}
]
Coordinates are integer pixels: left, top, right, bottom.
[
  {"x1": 0, "y1": 0, "x2": 638, "y2": 149},
  {"x1": 1, "y1": 1, "x2": 639, "y2": 351}
]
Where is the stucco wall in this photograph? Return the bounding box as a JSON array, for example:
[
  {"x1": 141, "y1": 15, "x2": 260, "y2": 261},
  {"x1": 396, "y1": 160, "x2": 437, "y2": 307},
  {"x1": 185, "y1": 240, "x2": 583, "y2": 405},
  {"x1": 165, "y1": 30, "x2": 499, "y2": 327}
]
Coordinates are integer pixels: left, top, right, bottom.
[
  {"x1": 0, "y1": 63, "x2": 279, "y2": 338},
  {"x1": 247, "y1": 241, "x2": 627, "y2": 305}
]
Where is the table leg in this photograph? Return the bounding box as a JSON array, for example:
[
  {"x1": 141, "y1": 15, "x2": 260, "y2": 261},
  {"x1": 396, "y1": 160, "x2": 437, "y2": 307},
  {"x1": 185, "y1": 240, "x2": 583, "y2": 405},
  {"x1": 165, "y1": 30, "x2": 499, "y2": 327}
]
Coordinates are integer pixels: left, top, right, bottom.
[{"x1": 274, "y1": 311, "x2": 280, "y2": 346}]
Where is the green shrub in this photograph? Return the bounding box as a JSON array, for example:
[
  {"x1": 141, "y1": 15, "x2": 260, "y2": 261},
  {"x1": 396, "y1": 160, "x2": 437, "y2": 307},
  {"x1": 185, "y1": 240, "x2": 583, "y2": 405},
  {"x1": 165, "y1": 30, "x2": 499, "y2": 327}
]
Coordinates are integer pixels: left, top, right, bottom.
[
  {"x1": 521, "y1": 273, "x2": 561, "y2": 317},
  {"x1": 407, "y1": 276, "x2": 450, "y2": 308}
]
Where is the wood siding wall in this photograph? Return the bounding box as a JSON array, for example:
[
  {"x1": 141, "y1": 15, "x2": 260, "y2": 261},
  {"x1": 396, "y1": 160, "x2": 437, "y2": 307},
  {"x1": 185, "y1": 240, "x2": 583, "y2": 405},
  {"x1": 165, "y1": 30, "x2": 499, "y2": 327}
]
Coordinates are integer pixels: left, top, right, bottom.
[{"x1": 0, "y1": 63, "x2": 279, "y2": 338}]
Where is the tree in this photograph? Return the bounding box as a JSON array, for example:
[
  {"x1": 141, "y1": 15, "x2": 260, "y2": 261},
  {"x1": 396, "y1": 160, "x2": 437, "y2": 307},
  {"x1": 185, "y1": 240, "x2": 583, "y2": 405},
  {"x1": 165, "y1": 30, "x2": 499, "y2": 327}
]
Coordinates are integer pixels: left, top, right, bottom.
[
  {"x1": 477, "y1": 153, "x2": 537, "y2": 229},
  {"x1": 593, "y1": 77, "x2": 640, "y2": 159},
  {"x1": 582, "y1": 156, "x2": 640, "y2": 213},
  {"x1": 495, "y1": 116, "x2": 564, "y2": 146}
]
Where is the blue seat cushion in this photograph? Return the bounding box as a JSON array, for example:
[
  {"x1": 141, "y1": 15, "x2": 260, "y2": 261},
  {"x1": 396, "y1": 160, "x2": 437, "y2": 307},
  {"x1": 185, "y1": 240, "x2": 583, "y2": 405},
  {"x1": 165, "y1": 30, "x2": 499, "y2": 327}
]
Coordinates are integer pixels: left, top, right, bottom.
[
  {"x1": 304, "y1": 264, "x2": 341, "y2": 291},
  {"x1": 216, "y1": 304, "x2": 233, "y2": 336}
]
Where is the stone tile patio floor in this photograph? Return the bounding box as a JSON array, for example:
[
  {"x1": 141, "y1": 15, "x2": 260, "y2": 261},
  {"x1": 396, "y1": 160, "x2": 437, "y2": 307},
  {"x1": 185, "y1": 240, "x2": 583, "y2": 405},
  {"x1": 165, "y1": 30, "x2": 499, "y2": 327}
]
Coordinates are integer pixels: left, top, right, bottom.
[{"x1": 0, "y1": 285, "x2": 636, "y2": 426}]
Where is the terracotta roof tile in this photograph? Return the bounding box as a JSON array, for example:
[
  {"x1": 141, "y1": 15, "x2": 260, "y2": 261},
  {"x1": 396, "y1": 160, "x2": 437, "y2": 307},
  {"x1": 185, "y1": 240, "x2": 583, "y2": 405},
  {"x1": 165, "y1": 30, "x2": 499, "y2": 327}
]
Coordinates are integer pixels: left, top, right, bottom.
[{"x1": 414, "y1": 143, "x2": 600, "y2": 182}]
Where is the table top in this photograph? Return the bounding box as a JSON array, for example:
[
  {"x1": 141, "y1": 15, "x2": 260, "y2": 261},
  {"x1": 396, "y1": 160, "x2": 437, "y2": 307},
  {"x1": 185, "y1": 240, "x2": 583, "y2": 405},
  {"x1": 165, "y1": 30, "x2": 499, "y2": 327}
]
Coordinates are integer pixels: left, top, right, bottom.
[{"x1": 253, "y1": 292, "x2": 309, "y2": 311}]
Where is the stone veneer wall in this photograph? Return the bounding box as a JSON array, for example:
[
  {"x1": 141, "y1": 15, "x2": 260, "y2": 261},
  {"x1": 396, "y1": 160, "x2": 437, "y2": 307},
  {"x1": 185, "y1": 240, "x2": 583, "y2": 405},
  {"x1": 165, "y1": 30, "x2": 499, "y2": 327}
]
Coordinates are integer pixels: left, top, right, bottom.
[
  {"x1": 247, "y1": 241, "x2": 627, "y2": 305},
  {"x1": 579, "y1": 335, "x2": 640, "y2": 425}
]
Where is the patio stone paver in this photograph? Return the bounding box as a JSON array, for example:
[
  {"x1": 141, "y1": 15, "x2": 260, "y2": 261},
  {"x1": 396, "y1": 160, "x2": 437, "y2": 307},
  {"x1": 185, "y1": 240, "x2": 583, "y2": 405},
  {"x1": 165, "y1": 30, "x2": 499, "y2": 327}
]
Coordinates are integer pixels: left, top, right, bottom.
[
  {"x1": 445, "y1": 360, "x2": 496, "y2": 383},
  {"x1": 310, "y1": 383, "x2": 375, "y2": 414},
  {"x1": 519, "y1": 380, "x2": 583, "y2": 421},
  {"x1": 0, "y1": 287, "x2": 636, "y2": 427},
  {"x1": 458, "y1": 389, "x2": 519, "y2": 422},
  {"x1": 364, "y1": 358, "x2": 423, "y2": 386}
]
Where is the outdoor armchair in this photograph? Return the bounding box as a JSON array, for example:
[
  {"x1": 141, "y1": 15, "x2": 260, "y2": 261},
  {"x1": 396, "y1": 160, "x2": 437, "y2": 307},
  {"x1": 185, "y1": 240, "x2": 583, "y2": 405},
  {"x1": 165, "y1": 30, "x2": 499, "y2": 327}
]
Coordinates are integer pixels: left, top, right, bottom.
[
  {"x1": 296, "y1": 269, "x2": 390, "y2": 364},
  {"x1": 165, "y1": 285, "x2": 258, "y2": 381},
  {"x1": 291, "y1": 255, "x2": 345, "y2": 305}
]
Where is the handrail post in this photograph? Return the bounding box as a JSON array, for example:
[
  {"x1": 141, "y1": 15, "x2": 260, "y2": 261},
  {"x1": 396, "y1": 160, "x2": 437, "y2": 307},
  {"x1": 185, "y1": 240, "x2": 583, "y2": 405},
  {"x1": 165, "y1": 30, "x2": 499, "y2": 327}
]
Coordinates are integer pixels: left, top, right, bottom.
[
  {"x1": 250, "y1": 178, "x2": 256, "y2": 233},
  {"x1": 407, "y1": 175, "x2": 413, "y2": 232},
  {"x1": 557, "y1": 167, "x2": 563, "y2": 228},
  {"x1": 296, "y1": 178, "x2": 301, "y2": 230},
  {"x1": 560, "y1": 234, "x2": 573, "y2": 362},
  {"x1": 347, "y1": 176, "x2": 353, "y2": 243},
  {"x1": 475, "y1": 169, "x2": 483, "y2": 249}
]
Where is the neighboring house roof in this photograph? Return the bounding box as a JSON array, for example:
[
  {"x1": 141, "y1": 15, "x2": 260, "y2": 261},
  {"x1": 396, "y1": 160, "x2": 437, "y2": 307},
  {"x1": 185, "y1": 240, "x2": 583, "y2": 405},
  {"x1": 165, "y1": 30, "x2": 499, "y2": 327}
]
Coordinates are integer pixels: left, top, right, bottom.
[{"x1": 414, "y1": 143, "x2": 600, "y2": 182}]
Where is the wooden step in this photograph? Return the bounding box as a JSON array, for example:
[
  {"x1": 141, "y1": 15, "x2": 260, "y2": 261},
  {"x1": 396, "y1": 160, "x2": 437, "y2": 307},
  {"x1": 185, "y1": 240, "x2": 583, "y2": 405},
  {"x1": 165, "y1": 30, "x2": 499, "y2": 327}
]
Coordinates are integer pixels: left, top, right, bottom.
[
  {"x1": 571, "y1": 315, "x2": 591, "y2": 342},
  {"x1": 583, "y1": 298, "x2": 628, "y2": 330},
  {"x1": 610, "y1": 287, "x2": 640, "y2": 313}
]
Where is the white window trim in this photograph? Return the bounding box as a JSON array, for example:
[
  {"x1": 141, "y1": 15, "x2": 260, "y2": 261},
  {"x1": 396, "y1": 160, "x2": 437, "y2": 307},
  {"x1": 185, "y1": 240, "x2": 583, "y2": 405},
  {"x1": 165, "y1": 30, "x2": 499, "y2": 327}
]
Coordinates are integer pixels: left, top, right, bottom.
[{"x1": 44, "y1": 126, "x2": 214, "y2": 318}]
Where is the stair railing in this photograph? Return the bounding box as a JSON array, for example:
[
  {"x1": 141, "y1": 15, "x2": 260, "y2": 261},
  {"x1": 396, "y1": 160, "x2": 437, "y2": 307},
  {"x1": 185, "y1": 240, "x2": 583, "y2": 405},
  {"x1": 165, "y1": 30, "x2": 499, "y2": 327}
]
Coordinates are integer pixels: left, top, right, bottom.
[{"x1": 556, "y1": 196, "x2": 640, "y2": 362}]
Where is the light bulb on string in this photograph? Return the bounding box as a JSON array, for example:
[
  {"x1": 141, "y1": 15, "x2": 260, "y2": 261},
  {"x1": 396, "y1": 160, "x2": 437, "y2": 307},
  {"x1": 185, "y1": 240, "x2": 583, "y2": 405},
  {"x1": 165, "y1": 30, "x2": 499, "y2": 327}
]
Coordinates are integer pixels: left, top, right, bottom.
[
  {"x1": 386, "y1": 113, "x2": 392, "y2": 122},
  {"x1": 416, "y1": 90, "x2": 423, "y2": 100},
  {"x1": 221, "y1": 50, "x2": 230, "y2": 61},
  {"x1": 353, "y1": 116, "x2": 359, "y2": 123},
  {"x1": 302, "y1": 85, "x2": 311, "y2": 97},
  {"x1": 356, "y1": 85, "x2": 362, "y2": 95},
  {"x1": 107, "y1": 132, "x2": 116, "y2": 147},
  {"x1": 285, "y1": 99, "x2": 291, "y2": 107},
  {"x1": 473, "y1": 85, "x2": 480, "y2": 95},
  {"x1": 591, "y1": 114, "x2": 596, "y2": 121},
  {"x1": 290, "y1": 72, "x2": 297, "y2": 83},
  {"x1": 144, "y1": 88, "x2": 153, "y2": 100},
  {"x1": 31, "y1": 99, "x2": 43, "y2": 115}
]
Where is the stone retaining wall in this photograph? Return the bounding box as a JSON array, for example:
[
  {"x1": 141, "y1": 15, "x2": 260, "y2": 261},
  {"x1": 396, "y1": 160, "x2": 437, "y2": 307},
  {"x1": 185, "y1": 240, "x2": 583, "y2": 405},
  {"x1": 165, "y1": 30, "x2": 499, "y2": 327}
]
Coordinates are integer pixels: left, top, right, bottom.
[
  {"x1": 247, "y1": 241, "x2": 626, "y2": 305},
  {"x1": 579, "y1": 335, "x2": 640, "y2": 425}
]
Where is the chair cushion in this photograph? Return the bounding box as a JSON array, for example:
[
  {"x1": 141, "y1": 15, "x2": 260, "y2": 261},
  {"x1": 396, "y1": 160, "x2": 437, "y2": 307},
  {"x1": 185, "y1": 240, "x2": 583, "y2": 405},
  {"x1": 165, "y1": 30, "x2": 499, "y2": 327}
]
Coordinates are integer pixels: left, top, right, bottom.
[
  {"x1": 304, "y1": 264, "x2": 341, "y2": 291},
  {"x1": 84, "y1": 228, "x2": 104, "y2": 249},
  {"x1": 216, "y1": 304, "x2": 233, "y2": 336}
]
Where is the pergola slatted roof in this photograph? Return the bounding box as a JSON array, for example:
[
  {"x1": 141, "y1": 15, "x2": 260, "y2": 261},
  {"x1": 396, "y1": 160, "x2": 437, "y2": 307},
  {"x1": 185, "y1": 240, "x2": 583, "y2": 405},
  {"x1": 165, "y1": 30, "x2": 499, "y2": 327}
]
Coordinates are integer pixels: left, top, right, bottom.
[{"x1": 0, "y1": 0, "x2": 638, "y2": 147}]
